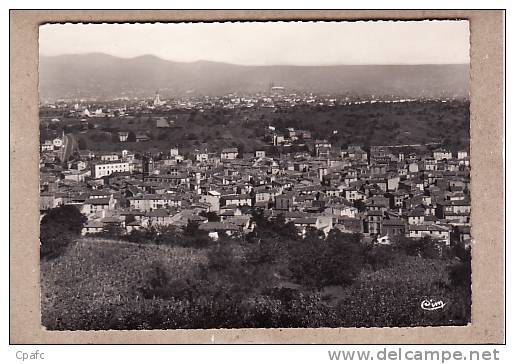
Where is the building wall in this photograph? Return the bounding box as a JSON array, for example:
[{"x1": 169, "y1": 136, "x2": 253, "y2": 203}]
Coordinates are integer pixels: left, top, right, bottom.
[
  {"x1": 221, "y1": 152, "x2": 238, "y2": 160},
  {"x1": 199, "y1": 194, "x2": 220, "y2": 212},
  {"x1": 93, "y1": 162, "x2": 131, "y2": 178}
]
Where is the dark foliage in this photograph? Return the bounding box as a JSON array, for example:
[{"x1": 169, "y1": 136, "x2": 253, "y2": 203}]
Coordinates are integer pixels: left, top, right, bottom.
[
  {"x1": 41, "y1": 208, "x2": 472, "y2": 330},
  {"x1": 250, "y1": 211, "x2": 298, "y2": 240},
  {"x1": 92, "y1": 224, "x2": 125, "y2": 239},
  {"x1": 353, "y1": 199, "x2": 367, "y2": 213},
  {"x1": 207, "y1": 243, "x2": 236, "y2": 272},
  {"x1": 199, "y1": 211, "x2": 219, "y2": 222},
  {"x1": 181, "y1": 221, "x2": 211, "y2": 248},
  {"x1": 448, "y1": 244, "x2": 471, "y2": 294},
  {"x1": 363, "y1": 243, "x2": 397, "y2": 271},
  {"x1": 127, "y1": 131, "x2": 136, "y2": 142},
  {"x1": 40, "y1": 205, "x2": 87, "y2": 259},
  {"x1": 398, "y1": 236, "x2": 442, "y2": 259},
  {"x1": 288, "y1": 229, "x2": 364, "y2": 289},
  {"x1": 77, "y1": 137, "x2": 87, "y2": 150}
]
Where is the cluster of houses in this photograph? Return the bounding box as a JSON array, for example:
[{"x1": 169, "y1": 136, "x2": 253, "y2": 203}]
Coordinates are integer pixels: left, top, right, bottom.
[
  {"x1": 40, "y1": 134, "x2": 64, "y2": 152},
  {"x1": 41, "y1": 88, "x2": 347, "y2": 117},
  {"x1": 40, "y1": 135, "x2": 471, "y2": 245}
]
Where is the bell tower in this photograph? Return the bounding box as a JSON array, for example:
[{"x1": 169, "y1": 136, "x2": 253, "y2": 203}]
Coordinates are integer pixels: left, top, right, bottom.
[
  {"x1": 142, "y1": 154, "x2": 154, "y2": 177},
  {"x1": 153, "y1": 91, "x2": 162, "y2": 106}
]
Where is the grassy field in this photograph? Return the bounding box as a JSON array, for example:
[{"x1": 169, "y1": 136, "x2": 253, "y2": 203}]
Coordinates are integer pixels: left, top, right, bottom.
[
  {"x1": 40, "y1": 238, "x2": 207, "y2": 330},
  {"x1": 40, "y1": 237, "x2": 468, "y2": 330}
]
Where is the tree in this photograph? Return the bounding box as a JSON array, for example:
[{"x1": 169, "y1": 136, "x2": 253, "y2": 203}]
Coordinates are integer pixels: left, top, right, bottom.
[
  {"x1": 153, "y1": 225, "x2": 181, "y2": 246},
  {"x1": 182, "y1": 220, "x2": 210, "y2": 248},
  {"x1": 41, "y1": 204, "x2": 86, "y2": 235},
  {"x1": 321, "y1": 230, "x2": 364, "y2": 285},
  {"x1": 397, "y1": 236, "x2": 441, "y2": 259},
  {"x1": 267, "y1": 146, "x2": 280, "y2": 157},
  {"x1": 353, "y1": 199, "x2": 367, "y2": 213},
  {"x1": 158, "y1": 131, "x2": 169, "y2": 141},
  {"x1": 449, "y1": 245, "x2": 471, "y2": 289},
  {"x1": 288, "y1": 230, "x2": 364, "y2": 289},
  {"x1": 127, "y1": 131, "x2": 136, "y2": 142},
  {"x1": 245, "y1": 237, "x2": 279, "y2": 266},
  {"x1": 199, "y1": 211, "x2": 219, "y2": 222},
  {"x1": 363, "y1": 243, "x2": 397, "y2": 271},
  {"x1": 251, "y1": 211, "x2": 298, "y2": 240},
  {"x1": 125, "y1": 228, "x2": 150, "y2": 244},
  {"x1": 125, "y1": 214, "x2": 136, "y2": 225},
  {"x1": 447, "y1": 244, "x2": 471, "y2": 322},
  {"x1": 77, "y1": 137, "x2": 88, "y2": 150},
  {"x1": 184, "y1": 220, "x2": 201, "y2": 236},
  {"x1": 111, "y1": 132, "x2": 119, "y2": 143},
  {"x1": 40, "y1": 205, "x2": 87, "y2": 259},
  {"x1": 97, "y1": 223, "x2": 124, "y2": 239},
  {"x1": 271, "y1": 214, "x2": 298, "y2": 239}
]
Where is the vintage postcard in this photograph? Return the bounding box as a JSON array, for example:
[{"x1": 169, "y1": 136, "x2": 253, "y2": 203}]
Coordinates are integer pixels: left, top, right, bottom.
[{"x1": 10, "y1": 10, "x2": 504, "y2": 344}]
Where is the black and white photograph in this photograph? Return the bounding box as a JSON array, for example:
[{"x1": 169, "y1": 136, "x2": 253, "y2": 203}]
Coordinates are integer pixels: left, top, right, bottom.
[{"x1": 37, "y1": 20, "x2": 473, "y2": 331}]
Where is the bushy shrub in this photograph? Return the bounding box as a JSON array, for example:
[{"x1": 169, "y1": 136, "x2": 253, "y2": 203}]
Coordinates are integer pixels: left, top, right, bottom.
[
  {"x1": 123, "y1": 224, "x2": 211, "y2": 248},
  {"x1": 398, "y1": 236, "x2": 442, "y2": 259},
  {"x1": 288, "y1": 230, "x2": 364, "y2": 289},
  {"x1": 91, "y1": 224, "x2": 125, "y2": 239},
  {"x1": 251, "y1": 211, "x2": 298, "y2": 240},
  {"x1": 125, "y1": 227, "x2": 159, "y2": 244},
  {"x1": 181, "y1": 221, "x2": 211, "y2": 248},
  {"x1": 40, "y1": 205, "x2": 86, "y2": 259},
  {"x1": 364, "y1": 243, "x2": 398, "y2": 271},
  {"x1": 447, "y1": 244, "x2": 471, "y2": 321},
  {"x1": 207, "y1": 243, "x2": 236, "y2": 271},
  {"x1": 40, "y1": 223, "x2": 75, "y2": 260},
  {"x1": 449, "y1": 259, "x2": 471, "y2": 289},
  {"x1": 244, "y1": 238, "x2": 279, "y2": 266}
]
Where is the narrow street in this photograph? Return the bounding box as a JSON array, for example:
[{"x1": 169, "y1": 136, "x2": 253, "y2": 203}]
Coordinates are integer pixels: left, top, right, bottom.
[{"x1": 61, "y1": 133, "x2": 77, "y2": 162}]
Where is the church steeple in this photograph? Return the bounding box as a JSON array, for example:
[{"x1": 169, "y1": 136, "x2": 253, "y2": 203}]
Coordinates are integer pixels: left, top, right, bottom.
[{"x1": 153, "y1": 91, "x2": 162, "y2": 106}]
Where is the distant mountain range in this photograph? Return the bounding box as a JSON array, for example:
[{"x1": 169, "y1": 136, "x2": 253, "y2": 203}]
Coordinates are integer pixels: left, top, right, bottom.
[{"x1": 39, "y1": 53, "x2": 469, "y2": 101}]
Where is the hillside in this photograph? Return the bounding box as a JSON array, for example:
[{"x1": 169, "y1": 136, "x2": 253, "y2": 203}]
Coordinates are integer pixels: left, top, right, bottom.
[
  {"x1": 39, "y1": 53, "x2": 469, "y2": 101},
  {"x1": 40, "y1": 235, "x2": 469, "y2": 330}
]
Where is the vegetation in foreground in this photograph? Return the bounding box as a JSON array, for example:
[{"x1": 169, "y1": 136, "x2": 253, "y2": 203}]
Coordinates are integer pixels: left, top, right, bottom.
[{"x1": 40, "y1": 206, "x2": 471, "y2": 330}]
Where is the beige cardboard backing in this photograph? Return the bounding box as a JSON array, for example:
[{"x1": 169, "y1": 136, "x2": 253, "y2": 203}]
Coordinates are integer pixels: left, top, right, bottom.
[{"x1": 9, "y1": 10, "x2": 505, "y2": 344}]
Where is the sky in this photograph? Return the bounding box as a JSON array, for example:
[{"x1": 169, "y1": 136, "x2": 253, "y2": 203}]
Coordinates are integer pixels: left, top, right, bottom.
[{"x1": 39, "y1": 21, "x2": 469, "y2": 66}]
